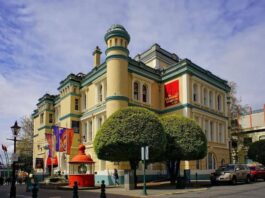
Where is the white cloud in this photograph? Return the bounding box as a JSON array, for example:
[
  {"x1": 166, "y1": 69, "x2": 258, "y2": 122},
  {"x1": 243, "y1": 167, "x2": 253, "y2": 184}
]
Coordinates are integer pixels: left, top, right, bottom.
[{"x1": 0, "y1": 0, "x2": 265, "y2": 149}]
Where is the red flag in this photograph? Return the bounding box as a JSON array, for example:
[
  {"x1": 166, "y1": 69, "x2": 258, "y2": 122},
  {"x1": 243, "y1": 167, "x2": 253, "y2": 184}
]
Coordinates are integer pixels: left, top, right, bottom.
[{"x1": 60, "y1": 129, "x2": 74, "y2": 154}]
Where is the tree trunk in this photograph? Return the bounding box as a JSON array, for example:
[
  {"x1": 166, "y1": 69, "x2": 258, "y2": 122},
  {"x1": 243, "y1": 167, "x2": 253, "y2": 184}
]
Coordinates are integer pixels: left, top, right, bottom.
[
  {"x1": 167, "y1": 160, "x2": 176, "y2": 184},
  {"x1": 130, "y1": 160, "x2": 138, "y2": 189},
  {"x1": 175, "y1": 159, "x2": 181, "y2": 185}
]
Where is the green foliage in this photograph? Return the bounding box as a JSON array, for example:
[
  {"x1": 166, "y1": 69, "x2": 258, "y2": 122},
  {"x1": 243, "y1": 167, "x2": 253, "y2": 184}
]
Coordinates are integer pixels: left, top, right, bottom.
[
  {"x1": 248, "y1": 140, "x2": 265, "y2": 165},
  {"x1": 94, "y1": 107, "x2": 166, "y2": 163},
  {"x1": 160, "y1": 115, "x2": 207, "y2": 161}
]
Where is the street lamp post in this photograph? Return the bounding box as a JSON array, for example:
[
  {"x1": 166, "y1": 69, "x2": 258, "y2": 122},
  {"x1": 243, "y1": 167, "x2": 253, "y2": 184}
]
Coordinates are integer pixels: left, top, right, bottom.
[{"x1": 9, "y1": 121, "x2": 21, "y2": 198}]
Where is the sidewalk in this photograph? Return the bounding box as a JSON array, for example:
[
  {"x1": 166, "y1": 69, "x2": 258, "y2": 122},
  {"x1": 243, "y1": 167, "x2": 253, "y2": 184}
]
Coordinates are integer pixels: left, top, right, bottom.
[{"x1": 89, "y1": 180, "x2": 210, "y2": 197}]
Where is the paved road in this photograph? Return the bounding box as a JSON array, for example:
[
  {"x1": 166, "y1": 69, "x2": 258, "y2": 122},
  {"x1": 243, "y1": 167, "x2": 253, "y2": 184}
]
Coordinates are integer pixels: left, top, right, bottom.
[
  {"x1": 1, "y1": 181, "x2": 265, "y2": 198},
  {"x1": 164, "y1": 181, "x2": 265, "y2": 198},
  {"x1": 0, "y1": 184, "x2": 132, "y2": 198}
]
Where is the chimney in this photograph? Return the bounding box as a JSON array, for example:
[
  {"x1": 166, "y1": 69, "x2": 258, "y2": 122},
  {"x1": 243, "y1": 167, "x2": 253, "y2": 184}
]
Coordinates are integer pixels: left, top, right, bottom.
[{"x1": 93, "y1": 46, "x2": 102, "y2": 67}]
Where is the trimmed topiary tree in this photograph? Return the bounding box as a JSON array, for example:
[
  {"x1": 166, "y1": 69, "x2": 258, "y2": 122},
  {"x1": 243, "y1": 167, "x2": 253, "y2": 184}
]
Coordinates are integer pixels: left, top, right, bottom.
[
  {"x1": 248, "y1": 140, "x2": 265, "y2": 165},
  {"x1": 94, "y1": 107, "x2": 166, "y2": 188},
  {"x1": 160, "y1": 115, "x2": 207, "y2": 184}
]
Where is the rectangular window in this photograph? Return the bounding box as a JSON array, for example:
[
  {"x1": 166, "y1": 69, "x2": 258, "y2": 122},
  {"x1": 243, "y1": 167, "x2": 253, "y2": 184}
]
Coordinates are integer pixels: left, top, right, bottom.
[
  {"x1": 40, "y1": 113, "x2": 44, "y2": 124},
  {"x1": 83, "y1": 122, "x2": 88, "y2": 142},
  {"x1": 49, "y1": 113, "x2": 53, "y2": 123},
  {"x1": 210, "y1": 121, "x2": 214, "y2": 142},
  {"x1": 75, "y1": 98, "x2": 79, "y2": 110},
  {"x1": 88, "y1": 121, "x2": 93, "y2": 142},
  {"x1": 71, "y1": 121, "x2": 80, "y2": 133}
]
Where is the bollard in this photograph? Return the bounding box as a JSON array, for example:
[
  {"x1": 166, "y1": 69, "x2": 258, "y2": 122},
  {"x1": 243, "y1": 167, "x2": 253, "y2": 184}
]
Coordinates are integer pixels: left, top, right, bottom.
[
  {"x1": 73, "y1": 181, "x2": 79, "y2": 198},
  {"x1": 195, "y1": 172, "x2": 198, "y2": 185},
  {"x1": 100, "y1": 180, "x2": 106, "y2": 198},
  {"x1": 32, "y1": 183, "x2": 38, "y2": 198}
]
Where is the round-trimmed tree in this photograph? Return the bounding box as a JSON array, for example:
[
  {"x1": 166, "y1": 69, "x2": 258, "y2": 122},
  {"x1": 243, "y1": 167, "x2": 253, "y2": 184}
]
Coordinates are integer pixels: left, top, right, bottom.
[
  {"x1": 160, "y1": 115, "x2": 207, "y2": 184},
  {"x1": 248, "y1": 140, "x2": 265, "y2": 165},
  {"x1": 94, "y1": 107, "x2": 166, "y2": 187}
]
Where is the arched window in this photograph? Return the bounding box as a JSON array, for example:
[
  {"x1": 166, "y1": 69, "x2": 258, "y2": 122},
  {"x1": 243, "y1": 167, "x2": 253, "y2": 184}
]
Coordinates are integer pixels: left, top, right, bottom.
[
  {"x1": 217, "y1": 95, "x2": 222, "y2": 111},
  {"x1": 133, "y1": 82, "x2": 140, "y2": 100},
  {"x1": 209, "y1": 91, "x2": 213, "y2": 108},
  {"x1": 203, "y1": 88, "x2": 208, "y2": 106},
  {"x1": 207, "y1": 153, "x2": 216, "y2": 170},
  {"x1": 142, "y1": 84, "x2": 148, "y2": 103},
  {"x1": 221, "y1": 159, "x2": 225, "y2": 166},
  {"x1": 193, "y1": 84, "x2": 198, "y2": 102}
]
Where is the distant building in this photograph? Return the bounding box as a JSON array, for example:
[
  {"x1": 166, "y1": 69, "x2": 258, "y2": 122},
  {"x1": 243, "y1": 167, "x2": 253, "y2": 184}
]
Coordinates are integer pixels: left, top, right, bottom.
[
  {"x1": 231, "y1": 106, "x2": 265, "y2": 164},
  {"x1": 32, "y1": 24, "x2": 231, "y2": 184}
]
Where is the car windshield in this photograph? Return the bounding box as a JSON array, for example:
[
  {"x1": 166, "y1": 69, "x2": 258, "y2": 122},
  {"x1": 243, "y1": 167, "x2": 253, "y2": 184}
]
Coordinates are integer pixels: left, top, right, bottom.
[{"x1": 217, "y1": 165, "x2": 235, "y2": 171}]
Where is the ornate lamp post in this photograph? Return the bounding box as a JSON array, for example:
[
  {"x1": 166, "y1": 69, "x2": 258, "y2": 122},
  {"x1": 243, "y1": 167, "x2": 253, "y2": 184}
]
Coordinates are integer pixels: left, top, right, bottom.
[{"x1": 9, "y1": 121, "x2": 21, "y2": 198}]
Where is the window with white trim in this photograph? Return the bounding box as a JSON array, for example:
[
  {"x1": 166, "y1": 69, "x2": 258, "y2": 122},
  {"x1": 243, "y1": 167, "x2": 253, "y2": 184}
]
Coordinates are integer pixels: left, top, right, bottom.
[
  {"x1": 133, "y1": 81, "x2": 140, "y2": 100},
  {"x1": 203, "y1": 88, "x2": 208, "y2": 106},
  {"x1": 98, "y1": 84, "x2": 103, "y2": 102},
  {"x1": 142, "y1": 84, "x2": 148, "y2": 103},
  {"x1": 83, "y1": 122, "x2": 88, "y2": 142},
  {"x1": 210, "y1": 121, "x2": 214, "y2": 142},
  {"x1": 207, "y1": 153, "x2": 216, "y2": 170},
  {"x1": 88, "y1": 120, "x2": 93, "y2": 142},
  {"x1": 209, "y1": 91, "x2": 213, "y2": 108},
  {"x1": 217, "y1": 94, "x2": 222, "y2": 111},
  {"x1": 193, "y1": 84, "x2": 198, "y2": 102}
]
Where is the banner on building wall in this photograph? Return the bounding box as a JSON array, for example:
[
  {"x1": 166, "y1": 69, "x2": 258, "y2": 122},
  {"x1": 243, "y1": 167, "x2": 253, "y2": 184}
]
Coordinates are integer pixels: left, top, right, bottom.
[
  {"x1": 35, "y1": 158, "x2": 44, "y2": 169},
  {"x1": 53, "y1": 126, "x2": 66, "y2": 151},
  {"x1": 45, "y1": 133, "x2": 54, "y2": 157},
  {"x1": 164, "y1": 80, "x2": 180, "y2": 107},
  {"x1": 60, "y1": 128, "x2": 74, "y2": 155}
]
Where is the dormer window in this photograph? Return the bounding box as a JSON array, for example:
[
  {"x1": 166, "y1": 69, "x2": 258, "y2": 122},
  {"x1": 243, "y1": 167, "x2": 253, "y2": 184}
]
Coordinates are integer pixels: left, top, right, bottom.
[{"x1": 133, "y1": 82, "x2": 140, "y2": 100}]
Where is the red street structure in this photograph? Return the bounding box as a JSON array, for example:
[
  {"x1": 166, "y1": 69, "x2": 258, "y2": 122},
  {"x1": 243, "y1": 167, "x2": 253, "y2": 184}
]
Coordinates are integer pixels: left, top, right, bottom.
[{"x1": 68, "y1": 144, "x2": 95, "y2": 187}]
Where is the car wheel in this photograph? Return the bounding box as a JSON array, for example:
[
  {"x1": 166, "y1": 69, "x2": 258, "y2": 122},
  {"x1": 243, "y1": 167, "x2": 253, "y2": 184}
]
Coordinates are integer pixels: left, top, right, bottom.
[
  {"x1": 211, "y1": 179, "x2": 216, "y2": 186},
  {"x1": 231, "y1": 176, "x2": 237, "y2": 185},
  {"x1": 245, "y1": 175, "x2": 251, "y2": 184}
]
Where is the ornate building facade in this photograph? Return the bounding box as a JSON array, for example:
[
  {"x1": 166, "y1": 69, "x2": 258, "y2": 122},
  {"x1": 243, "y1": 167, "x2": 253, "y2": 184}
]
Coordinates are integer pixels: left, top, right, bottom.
[{"x1": 32, "y1": 25, "x2": 231, "y2": 184}]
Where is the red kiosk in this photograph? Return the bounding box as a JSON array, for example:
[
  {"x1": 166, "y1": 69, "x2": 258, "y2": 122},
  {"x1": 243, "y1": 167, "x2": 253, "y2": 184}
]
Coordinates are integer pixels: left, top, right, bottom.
[{"x1": 68, "y1": 144, "x2": 95, "y2": 187}]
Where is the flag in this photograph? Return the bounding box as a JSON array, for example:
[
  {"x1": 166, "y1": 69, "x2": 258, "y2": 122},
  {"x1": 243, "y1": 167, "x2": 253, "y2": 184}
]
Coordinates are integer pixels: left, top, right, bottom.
[
  {"x1": 2, "y1": 144, "x2": 7, "y2": 152},
  {"x1": 45, "y1": 133, "x2": 53, "y2": 157},
  {"x1": 60, "y1": 128, "x2": 74, "y2": 154},
  {"x1": 53, "y1": 126, "x2": 66, "y2": 151}
]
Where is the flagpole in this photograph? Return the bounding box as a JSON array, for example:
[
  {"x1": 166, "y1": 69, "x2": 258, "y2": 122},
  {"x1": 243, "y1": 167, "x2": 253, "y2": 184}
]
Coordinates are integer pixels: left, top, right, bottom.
[{"x1": 51, "y1": 132, "x2": 53, "y2": 176}]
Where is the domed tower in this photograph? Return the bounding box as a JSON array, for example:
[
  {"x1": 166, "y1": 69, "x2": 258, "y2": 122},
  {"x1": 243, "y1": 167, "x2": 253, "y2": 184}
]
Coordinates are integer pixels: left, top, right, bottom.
[{"x1": 105, "y1": 24, "x2": 130, "y2": 117}]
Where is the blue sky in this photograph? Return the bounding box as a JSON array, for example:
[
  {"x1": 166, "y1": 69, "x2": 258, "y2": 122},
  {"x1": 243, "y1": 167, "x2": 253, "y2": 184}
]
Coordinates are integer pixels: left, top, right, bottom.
[{"x1": 1, "y1": 0, "x2": 265, "y2": 152}]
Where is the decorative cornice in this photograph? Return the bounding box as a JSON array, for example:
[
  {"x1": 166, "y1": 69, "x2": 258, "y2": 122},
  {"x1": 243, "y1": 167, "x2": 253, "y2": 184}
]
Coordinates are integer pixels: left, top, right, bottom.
[
  {"x1": 59, "y1": 113, "x2": 81, "y2": 121},
  {"x1": 105, "y1": 46, "x2": 129, "y2": 56},
  {"x1": 81, "y1": 63, "x2": 106, "y2": 88},
  {"x1": 106, "y1": 54, "x2": 128, "y2": 62},
  {"x1": 38, "y1": 125, "x2": 53, "y2": 131},
  {"x1": 106, "y1": 96, "x2": 129, "y2": 102},
  {"x1": 60, "y1": 93, "x2": 81, "y2": 101}
]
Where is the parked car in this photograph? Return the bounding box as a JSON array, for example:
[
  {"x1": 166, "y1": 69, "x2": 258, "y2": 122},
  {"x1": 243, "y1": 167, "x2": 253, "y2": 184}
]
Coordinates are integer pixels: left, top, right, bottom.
[
  {"x1": 248, "y1": 164, "x2": 265, "y2": 182},
  {"x1": 210, "y1": 164, "x2": 251, "y2": 185}
]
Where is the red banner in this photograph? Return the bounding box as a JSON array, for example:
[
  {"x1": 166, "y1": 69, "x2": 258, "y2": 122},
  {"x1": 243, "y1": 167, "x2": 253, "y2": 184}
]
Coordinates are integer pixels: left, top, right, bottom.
[
  {"x1": 60, "y1": 128, "x2": 74, "y2": 154},
  {"x1": 164, "y1": 80, "x2": 180, "y2": 107},
  {"x1": 45, "y1": 133, "x2": 54, "y2": 157}
]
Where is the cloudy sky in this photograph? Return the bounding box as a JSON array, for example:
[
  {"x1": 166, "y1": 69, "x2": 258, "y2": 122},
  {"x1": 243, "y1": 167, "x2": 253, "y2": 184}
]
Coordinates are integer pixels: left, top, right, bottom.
[{"x1": 0, "y1": 0, "x2": 265, "y2": 152}]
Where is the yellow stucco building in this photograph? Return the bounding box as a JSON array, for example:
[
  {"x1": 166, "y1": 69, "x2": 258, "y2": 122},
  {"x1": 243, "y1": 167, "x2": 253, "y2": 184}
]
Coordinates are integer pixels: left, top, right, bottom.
[{"x1": 32, "y1": 25, "x2": 231, "y2": 184}]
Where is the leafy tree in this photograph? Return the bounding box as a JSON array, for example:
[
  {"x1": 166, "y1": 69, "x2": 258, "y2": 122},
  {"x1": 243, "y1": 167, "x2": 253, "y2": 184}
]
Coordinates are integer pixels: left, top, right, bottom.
[
  {"x1": 160, "y1": 115, "x2": 207, "y2": 184},
  {"x1": 17, "y1": 116, "x2": 33, "y2": 172},
  {"x1": 94, "y1": 107, "x2": 166, "y2": 188},
  {"x1": 248, "y1": 140, "x2": 265, "y2": 165}
]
